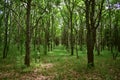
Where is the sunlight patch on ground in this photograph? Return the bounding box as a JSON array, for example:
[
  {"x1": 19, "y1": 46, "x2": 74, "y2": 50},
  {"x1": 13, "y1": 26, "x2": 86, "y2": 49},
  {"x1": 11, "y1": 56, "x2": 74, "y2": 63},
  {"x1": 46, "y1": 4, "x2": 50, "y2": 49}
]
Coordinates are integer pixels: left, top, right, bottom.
[
  {"x1": 41, "y1": 63, "x2": 54, "y2": 69},
  {"x1": 20, "y1": 74, "x2": 54, "y2": 80},
  {"x1": 0, "y1": 71, "x2": 19, "y2": 79}
]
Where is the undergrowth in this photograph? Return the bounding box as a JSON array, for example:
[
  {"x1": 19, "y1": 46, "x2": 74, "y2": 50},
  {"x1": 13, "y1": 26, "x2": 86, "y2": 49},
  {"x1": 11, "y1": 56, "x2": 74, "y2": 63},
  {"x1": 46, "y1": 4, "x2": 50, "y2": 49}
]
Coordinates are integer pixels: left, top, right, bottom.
[{"x1": 0, "y1": 45, "x2": 120, "y2": 80}]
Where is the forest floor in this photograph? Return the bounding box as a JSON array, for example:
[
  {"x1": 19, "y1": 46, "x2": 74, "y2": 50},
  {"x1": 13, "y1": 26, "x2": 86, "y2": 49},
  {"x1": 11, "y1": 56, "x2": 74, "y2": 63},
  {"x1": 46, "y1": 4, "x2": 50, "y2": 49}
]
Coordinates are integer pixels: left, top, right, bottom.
[{"x1": 0, "y1": 45, "x2": 120, "y2": 80}]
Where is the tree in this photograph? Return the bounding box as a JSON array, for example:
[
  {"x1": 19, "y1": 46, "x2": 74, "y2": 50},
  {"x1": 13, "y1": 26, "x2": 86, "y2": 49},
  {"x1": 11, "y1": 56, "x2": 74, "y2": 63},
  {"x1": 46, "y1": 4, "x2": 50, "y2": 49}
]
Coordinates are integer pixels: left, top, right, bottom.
[
  {"x1": 24, "y1": 0, "x2": 32, "y2": 67},
  {"x1": 64, "y1": 0, "x2": 77, "y2": 55},
  {"x1": 84, "y1": 0, "x2": 104, "y2": 67},
  {"x1": 104, "y1": 0, "x2": 120, "y2": 59},
  {"x1": 3, "y1": 0, "x2": 11, "y2": 59}
]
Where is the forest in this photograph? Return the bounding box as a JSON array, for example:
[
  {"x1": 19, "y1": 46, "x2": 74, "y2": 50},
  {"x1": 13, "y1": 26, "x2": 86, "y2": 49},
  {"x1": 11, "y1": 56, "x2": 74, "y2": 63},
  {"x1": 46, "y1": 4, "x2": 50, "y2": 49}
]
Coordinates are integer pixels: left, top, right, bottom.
[{"x1": 0, "y1": 0, "x2": 120, "y2": 80}]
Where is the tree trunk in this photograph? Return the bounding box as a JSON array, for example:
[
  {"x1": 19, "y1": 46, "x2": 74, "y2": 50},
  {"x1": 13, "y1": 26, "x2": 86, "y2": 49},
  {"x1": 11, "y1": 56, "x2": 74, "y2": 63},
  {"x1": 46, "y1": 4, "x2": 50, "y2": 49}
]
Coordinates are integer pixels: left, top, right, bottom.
[
  {"x1": 3, "y1": 1, "x2": 9, "y2": 59},
  {"x1": 85, "y1": 0, "x2": 96, "y2": 67},
  {"x1": 44, "y1": 28, "x2": 48, "y2": 55},
  {"x1": 70, "y1": 12, "x2": 74, "y2": 55},
  {"x1": 24, "y1": 0, "x2": 32, "y2": 67},
  {"x1": 86, "y1": 29, "x2": 96, "y2": 67},
  {"x1": 96, "y1": 28, "x2": 101, "y2": 56},
  {"x1": 51, "y1": 15, "x2": 54, "y2": 51},
  {"x1": 75, "y1": 30, "x2": 79, "y2": 59},
  {"x1": 3, "y1": 16, "x2": 8, "y2": 59}
]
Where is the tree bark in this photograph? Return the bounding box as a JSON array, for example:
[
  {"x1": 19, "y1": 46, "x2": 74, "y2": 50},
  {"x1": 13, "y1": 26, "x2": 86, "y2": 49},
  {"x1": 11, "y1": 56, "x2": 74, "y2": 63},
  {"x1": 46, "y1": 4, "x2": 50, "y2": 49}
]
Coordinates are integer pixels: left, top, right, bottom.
[
  {"x1": 86, "y1": 29, "x2": 96, "y2": 67},
  {"x1": 24, "y1": 0, "x2": 32, "y2": 67},
  {"x1": 70, "y1": 11, "x2": 74, "y2": 55},
  {"x1": 3, "y1": 1, "x2": 9, "y2": 59},
  {"x1": 3, "y1": 14, "x2": 9, "y2": 59},
  {"x1": 85, "y1": 0, "x2": 95, "y2": 67},
  {"x1": 85, "y1": 0, "x2": 104, "y2": 67}
]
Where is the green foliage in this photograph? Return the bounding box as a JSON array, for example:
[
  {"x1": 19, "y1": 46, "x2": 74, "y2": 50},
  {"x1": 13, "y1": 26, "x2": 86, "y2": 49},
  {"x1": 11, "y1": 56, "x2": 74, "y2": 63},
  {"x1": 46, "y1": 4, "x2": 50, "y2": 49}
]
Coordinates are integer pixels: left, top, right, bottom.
[
  {"x1": 0, "y1": 0, "x2": 120, "y2": 79},
  {"x1": 110, "y1": 0, "x2": 120, "y2": 4},
  {"x1": 0, "y1": 45, "x2": 120, "y2": 79}
]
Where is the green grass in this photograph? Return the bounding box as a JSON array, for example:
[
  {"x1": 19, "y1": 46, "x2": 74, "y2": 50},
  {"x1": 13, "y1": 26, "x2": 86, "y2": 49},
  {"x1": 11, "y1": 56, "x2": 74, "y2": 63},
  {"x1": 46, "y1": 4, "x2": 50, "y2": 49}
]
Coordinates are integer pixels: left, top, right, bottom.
[{"x1": 0, "y1": 45, "x2": 120, "y2": 80}]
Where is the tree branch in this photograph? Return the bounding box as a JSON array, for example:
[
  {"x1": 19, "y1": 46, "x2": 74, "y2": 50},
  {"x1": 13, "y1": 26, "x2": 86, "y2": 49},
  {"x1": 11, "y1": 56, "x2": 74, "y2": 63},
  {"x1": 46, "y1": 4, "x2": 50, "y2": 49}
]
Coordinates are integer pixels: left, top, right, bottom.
[{"x1": 95, "y1": 0, "x2": 105, "y2": 29}]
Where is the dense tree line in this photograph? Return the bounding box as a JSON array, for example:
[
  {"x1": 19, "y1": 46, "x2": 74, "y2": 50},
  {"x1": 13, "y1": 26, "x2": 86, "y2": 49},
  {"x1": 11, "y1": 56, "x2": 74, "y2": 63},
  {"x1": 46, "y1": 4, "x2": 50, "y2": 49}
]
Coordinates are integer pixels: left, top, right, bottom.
[{"x1": 0, "y1": 0, "x2": 120, "y2": 67}]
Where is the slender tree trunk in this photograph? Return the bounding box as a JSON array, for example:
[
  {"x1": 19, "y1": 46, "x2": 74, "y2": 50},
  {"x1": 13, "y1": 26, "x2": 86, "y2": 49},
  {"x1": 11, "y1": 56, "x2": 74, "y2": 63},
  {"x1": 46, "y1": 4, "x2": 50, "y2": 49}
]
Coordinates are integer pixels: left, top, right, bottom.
[
  {"x1": 51, "y1": 15, "x2": 54, "y2": 51},
  {"x1": 100, "y1": 21, "x2": 103, "y2": 51},
  {"x1": 79, "y1": 16, "x2": 84, "y2": 51},
  {"x1": 33, "y1": 27, "x2": 37, "y2": 51},
  {"x1": 96, "y1": 27, "x2": 101, "y2": 56},
  {"x1": 3, "y1": 1, "x2": 9, "y2": 59},
  {"x1": 79, "y1": 29, "x2": 83, "y2": 51},
  {"x1": 75, "y1": 30, "x2": 79, "y2": 59},
  {"x1": 44, "y1": 28, "x2": 48, "y2": 55},
  {"x1": 43, "y1": 19, "x2": 48, "y2": 55},
  {"x1": 3, "y1": 15, "x2": 8, "y2": 59},
  {"x1": 70, "y1": 12, "x2": 74, "y2": 55},
  {"x1": 24, "y1": 0, "x2": 32, "y2": 67},
  {"x1": 47, "y1": 19, "x2": 50, "y2": 52}
]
